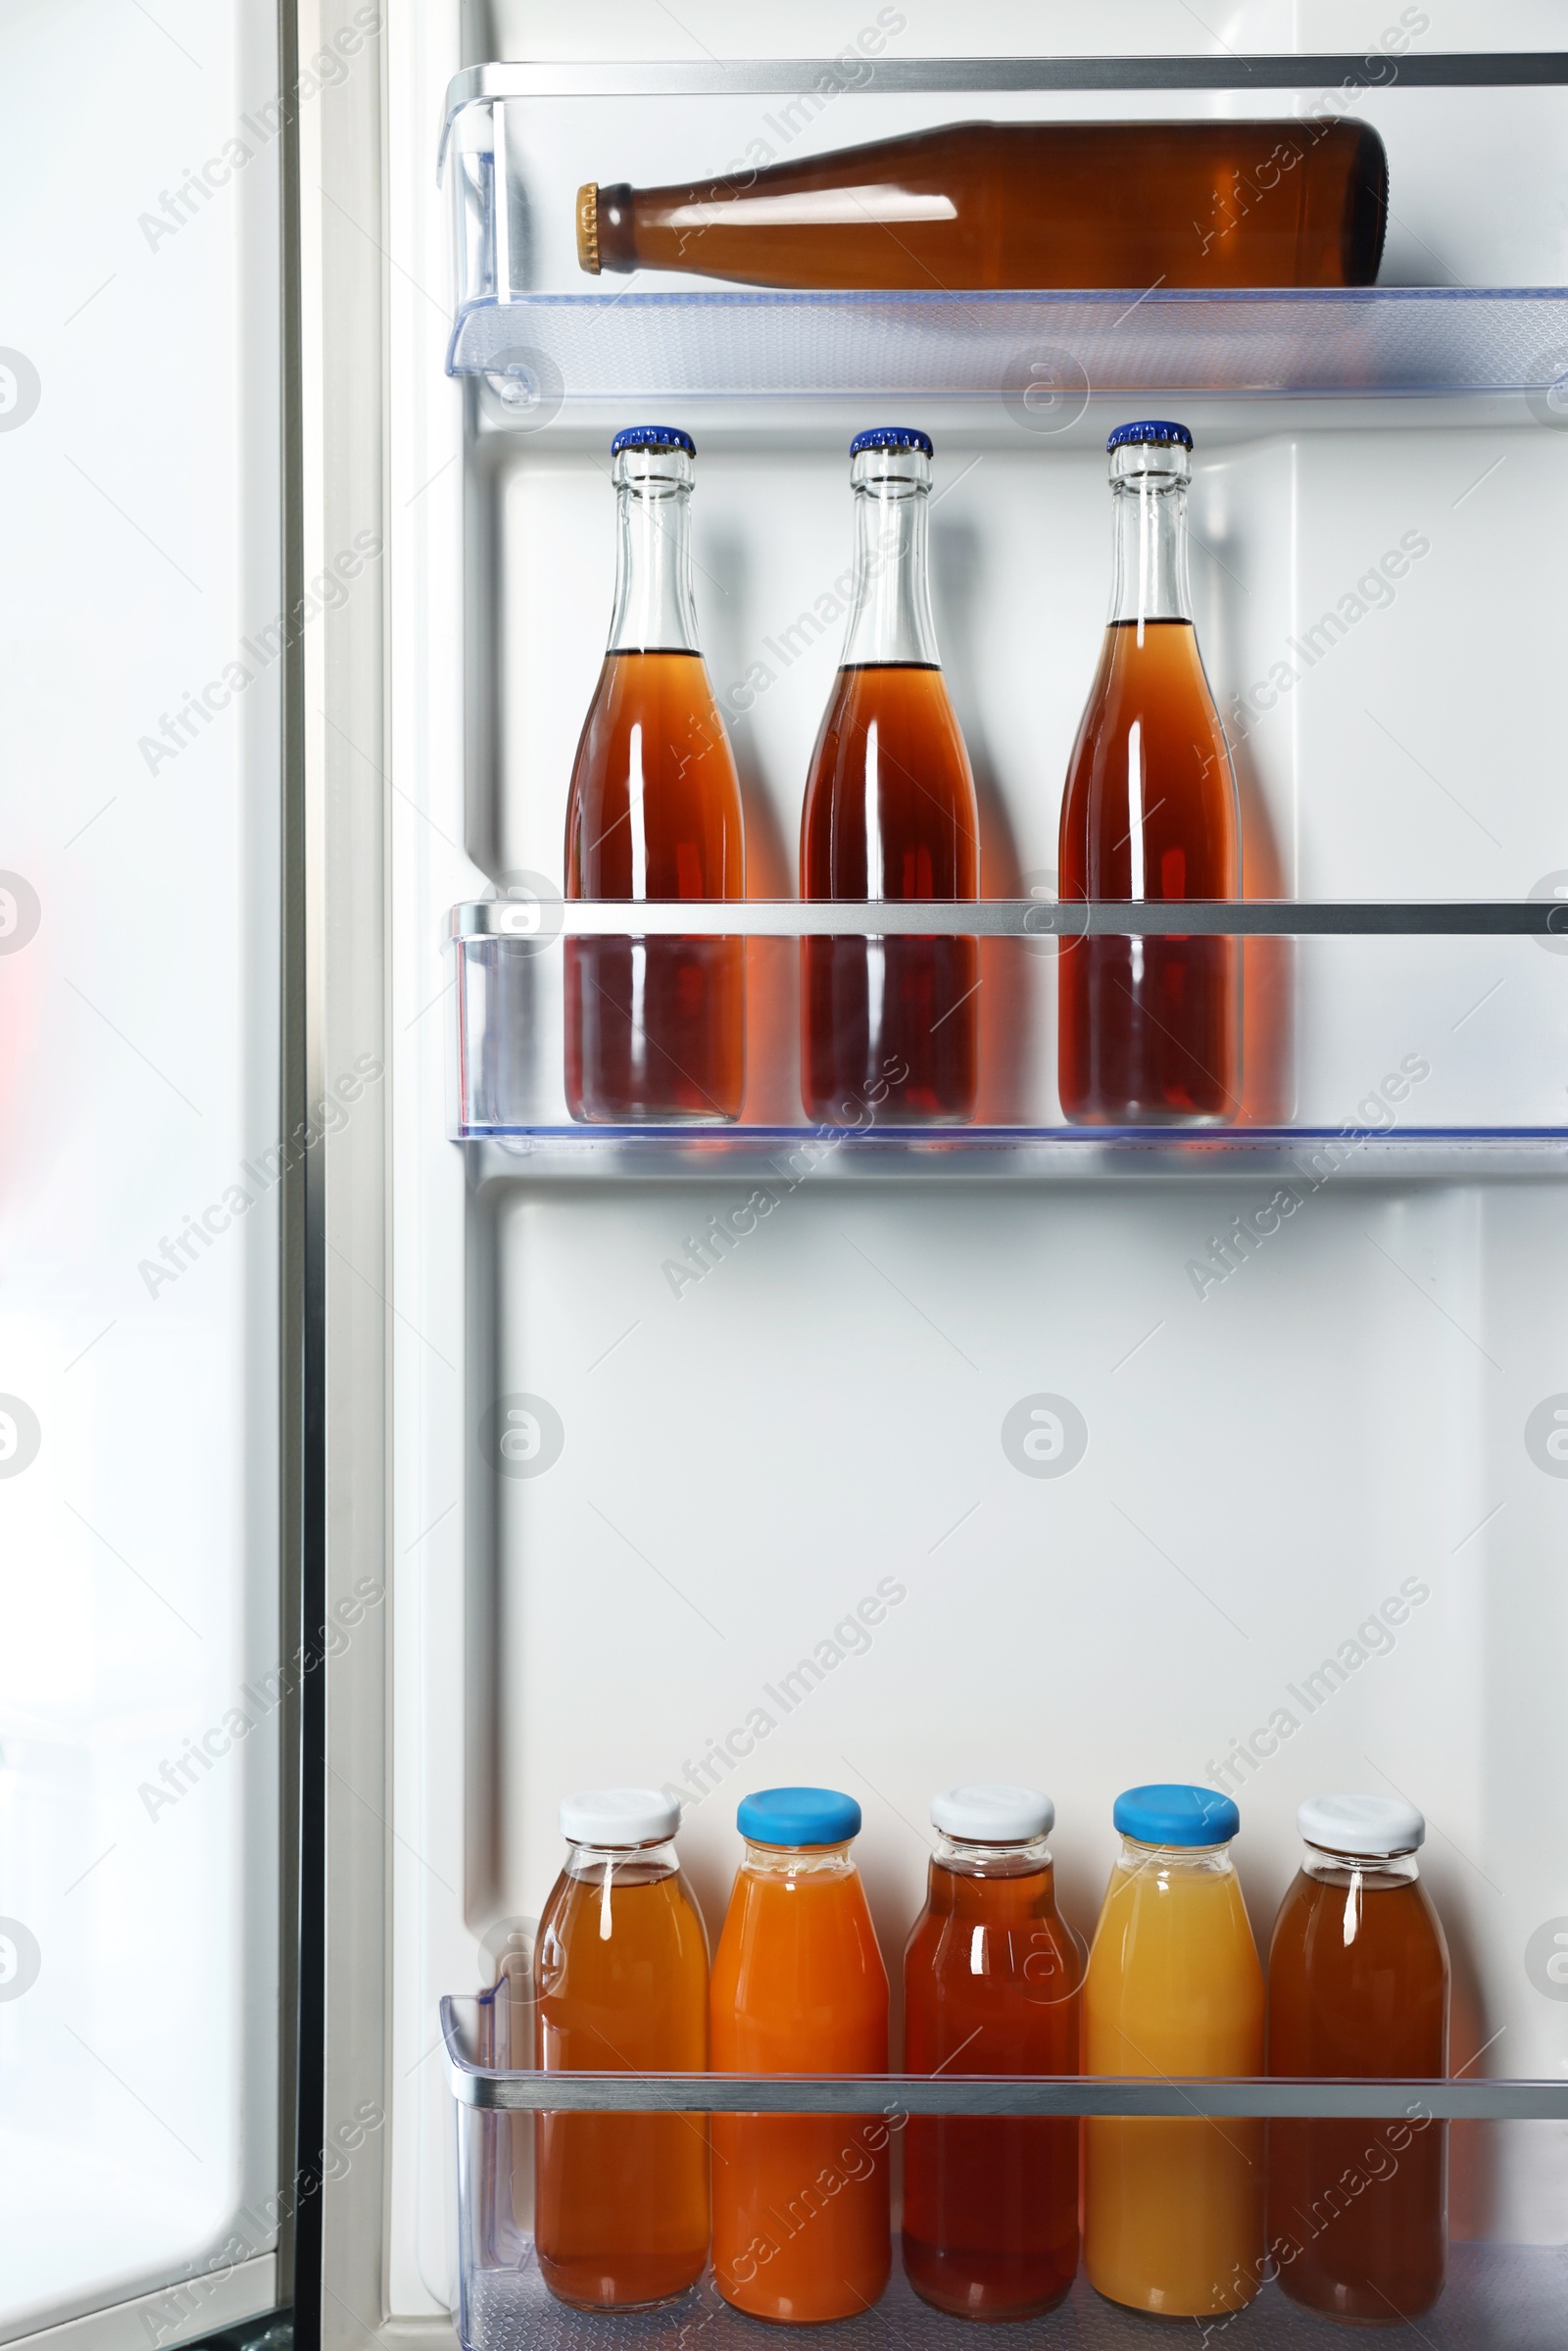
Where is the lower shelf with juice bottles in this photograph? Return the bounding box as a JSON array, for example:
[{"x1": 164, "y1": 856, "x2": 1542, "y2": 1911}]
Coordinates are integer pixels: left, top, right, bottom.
[
  {"x1": 448, "y1": 898, "x2": 1568, "y2": 1166},
  {"x1": 444, "y1": 1999, "x2": 1568, "y2": 2350}
]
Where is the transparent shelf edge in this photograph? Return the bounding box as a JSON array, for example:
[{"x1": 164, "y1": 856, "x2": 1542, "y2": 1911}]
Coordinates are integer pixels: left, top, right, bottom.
[
  {"x1": 442, "y1": 2004, "x2": 1568, "y2": 2122},
  {"x1": 446, "y1": 287, "x2": 1568, "y2": 402},
  {"x1": 450, "y1": 899, "x2": 1568, "y2": 939}
]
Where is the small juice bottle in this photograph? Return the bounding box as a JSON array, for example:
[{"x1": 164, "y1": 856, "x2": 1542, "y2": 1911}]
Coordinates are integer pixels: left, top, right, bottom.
[
  {"x1": 1268, "y1": 1792, "x2": 1449, "y2": 2325},
  {"x1": 1084, "y1": 1784, "x2": 1264, "y2": 2318},
  {"x1": 533, "y1": 1788, "x2": 710, "y2": 2308},
  {"x1": 710, "y1": 1788, "x2": 891, "y2": 2322},
  {"x1": 903, "y1": 1785, "x2": 1083, "y2": 2318}
]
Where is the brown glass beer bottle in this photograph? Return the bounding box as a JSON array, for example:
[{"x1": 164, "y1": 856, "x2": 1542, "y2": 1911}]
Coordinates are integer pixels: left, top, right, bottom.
[
  {"x1": 577, "y1": 118, "x2": 1388, "y2": 291},
  {"x1": 564, "y1": 426, "x2": 745, "y2": 1123},
  {"x1": 1056, "y1": 419, "x2": 1241, "y2": 1125},
  {"x1": 800, "y1": 427, "x2": 979, "y2": 1124}
]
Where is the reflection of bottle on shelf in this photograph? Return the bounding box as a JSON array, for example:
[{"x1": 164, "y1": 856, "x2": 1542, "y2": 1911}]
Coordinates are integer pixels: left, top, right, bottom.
[
  {"x1": 533, "y1": 1790, "x2": 710, "y2": 2310},
  {"x1": 1057, "y1": 420, "x2": 1242, "y2": 1126},
  {"x1": 903, "y1": 1786, "x2": 1083, "y2": 2319},
  {"x1": 564, "y1": 426, "x2": 746, "y2": 1123},
  {"x1": 800, "y1": 428, "x2": 980, "y2": 1124},
  {"x1": 1267, "y1": 1793, "x2": 1449, "y2": 2326},
  {"x1": 576, "y1": 119, "x2": 1389, "y2": 291}
]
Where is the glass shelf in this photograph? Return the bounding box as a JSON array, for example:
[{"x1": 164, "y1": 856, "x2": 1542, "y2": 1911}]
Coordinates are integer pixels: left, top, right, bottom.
[
  {"x1": 455, "y1": 2247, "x2": 1568, "y2": 2351},
  {"x1": 446, "y1": 2001, "x2": 1568, "y2": 2351},
  {"x1": 446, "y1": 902, "x2": 1568, "y2": 1156},
  {"x1": 448, "y1": 284, "x2": 1568, "y2": 404}
]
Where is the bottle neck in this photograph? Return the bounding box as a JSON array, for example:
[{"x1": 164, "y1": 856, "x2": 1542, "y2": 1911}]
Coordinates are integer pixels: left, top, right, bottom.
[
  {"x1": 1302, "y1": 1841, "x2": 1420, "y2": 1887},
  {"x1": 1117, "y1": 1834, "x2": 1235, "y2": 1879},
  {"x1": 935, "y1": 1833, "x2": 1053, "y2": 1878},
  {"x1": 742, "y1": 1837, "x2": 856, "y2": 1881},
  {"x1": 563, "y1": 1835, "x2": 679, "y2": 1884},
  {"x1": 840, "y1": 472, "x2": 940, "y2": 668},
  {"x1": 608, "y1": 468, "x2": 701, "y2": 654},
  {"x1": 1107, "y1": 469, "x2": 1194, "y2": 629}
]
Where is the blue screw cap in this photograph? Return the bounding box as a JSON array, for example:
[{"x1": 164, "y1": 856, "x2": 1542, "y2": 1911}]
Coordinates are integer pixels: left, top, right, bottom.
[
  {"x1": 611, "y1": 425, "x2": 696, "y2": 457},
  {"x1": 737, "y1": 1787, "x2": 862, "y2": 1847},
  {"x1": 851, "y1": 425, "x2": 934, "y2": 458},
  {"x1": 1106, "y1": 419, "x2": 1194, "y2": 453},
  {"x1": 1113, "y1": 1783, "x2": 1240, "y2": 1847}
]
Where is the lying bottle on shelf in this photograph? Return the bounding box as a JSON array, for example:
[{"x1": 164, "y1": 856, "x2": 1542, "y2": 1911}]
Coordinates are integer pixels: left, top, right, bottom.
[
  {"x1": 903, "y1": 1785, "x2": 1083, "y2": 2319},
  {"x1": 1268, "y1": 1793, "x2": 1450, "y2": 2327},
  {"x1": 532, "y1": 1788, "x2": 710, "y2": 2309},
  {"x1": 710, "y1": 1788, "x2": 891, "y2": 2323},
  {"x1": 1084, "y1": 1784, "x2": 1265, "y2": 2320},
  {"x1": 563, "y1": 425, "x2": 746, "y2": 1123},
  {"x1": 1057, "y1": 420, "x2": 1243, "y2": 1125},
  {"x1": 800, "y1": 427, "x2": 980, "y2": 1124},
  {"x1": 576, "y1": 118, "x2": 1389, "y2": 290}
]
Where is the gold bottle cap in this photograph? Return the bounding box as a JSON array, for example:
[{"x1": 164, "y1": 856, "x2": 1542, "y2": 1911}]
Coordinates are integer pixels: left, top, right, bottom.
[{"x1": 576, "y1": 182, "x2": 601, "y2": 274}]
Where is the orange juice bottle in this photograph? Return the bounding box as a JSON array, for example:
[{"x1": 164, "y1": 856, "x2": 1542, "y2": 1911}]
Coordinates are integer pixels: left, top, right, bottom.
[
  {"x1": 1084, "y1": 1785, "x2": 1264, "y2": 2319},
  {"x1": 533, "y1": 1789, "x2": 710, "y2": 2308},
  {"x1": 710, "y1": 1788, "x2": 891, "y2": 2322}
]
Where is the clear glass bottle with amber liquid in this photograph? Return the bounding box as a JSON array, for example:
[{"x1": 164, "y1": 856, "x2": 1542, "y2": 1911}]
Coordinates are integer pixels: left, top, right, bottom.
[
  {"x1": 1267, "y1": 1794, "x2": 1449, "y2": 2327},
  {"x1": 1057, "y1": 420, "x2": 1241, "y2": 1125},
  {"x1": 564, "y1": 425, "x2": 745, "y2": 1123},
  {"x1": 903, "y1": 1787, "x2": 1083, "y2": 2320},
  {"x1": 800, "y1": 427, "x2": 979, "y2": 1124},
  {"x1": 534, "y1": 1788, "x2": 710, "y2": 2309}
]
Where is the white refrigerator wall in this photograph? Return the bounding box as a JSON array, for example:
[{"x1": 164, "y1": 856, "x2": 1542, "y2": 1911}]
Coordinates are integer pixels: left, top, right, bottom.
[
  {"x1": 386, "y1": 0, "x2": 1568, "y2": 2321},
  {"x1": 0, "y1": 1, "x2": 285, "y2": 2342}
]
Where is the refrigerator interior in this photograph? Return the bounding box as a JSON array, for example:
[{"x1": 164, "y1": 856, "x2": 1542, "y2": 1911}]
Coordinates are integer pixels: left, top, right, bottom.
[{"x1": 376, "y1": 5, "x2": 1568, "y2": 2342}]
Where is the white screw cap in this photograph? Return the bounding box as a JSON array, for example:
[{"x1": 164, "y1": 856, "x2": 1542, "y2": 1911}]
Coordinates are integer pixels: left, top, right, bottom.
[
  {"x1": 560, "y1": 1787, "x2": 680, "y2": 1846},
  {"x1": 931, "y1": 1784, "x2": 1055, "y2": 1842},
  {"x1": 1298, "y1": 1791, "x2": 1425, "y2": 1857}
]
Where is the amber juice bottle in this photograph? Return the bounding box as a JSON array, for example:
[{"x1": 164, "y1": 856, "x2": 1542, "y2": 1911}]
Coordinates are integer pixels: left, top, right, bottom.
[
  {"x1": 1057, "y1": 420, "x2": 1241, "y2": 1125},
  {"x1": 800, "y1": 427, "x2": 979, "y2": 1123},
  {"x1": 564, "y1": 426, "x2": 745, "y2": 1122},
  {"x1": 576, "y1": 118, "x2": 1389, "y2": 290},
  {"x1": 903, "y1": 1786, "x2": 1082, "y2": 2320},
  {"x1": 533, "y1": 1789, "x2": 710, "y2": 2309},
  {"x1": 1267, "y1": 1794, "x2": 1449, "y2": 2327}
]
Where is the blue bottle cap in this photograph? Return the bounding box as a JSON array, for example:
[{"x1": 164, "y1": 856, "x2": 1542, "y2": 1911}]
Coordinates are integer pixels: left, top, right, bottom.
[
  {"x1": 737, "y1": 1787, "x2": 862, "y2": 1847},
  {"x1": 1113, "y1": 1783, "x2": 1240, "y2": 1846},
  {"x1": 1106, "y1": 418, "x2": 1194, "y2": 454},
  {"x1": 611, "y1": 424, "x2": 696, "y2": 457},
  {"x1": 850, "y1": 425, "x2": 934, "y2": 457}
]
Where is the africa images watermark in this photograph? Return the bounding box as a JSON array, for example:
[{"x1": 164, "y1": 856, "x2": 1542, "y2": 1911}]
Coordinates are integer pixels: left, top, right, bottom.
[
  {"x1": 678, "y1": 8, "x2": 907, "y2": 222},
  {"x1": 136, "y1": 528, "x2": 382, "y2": 776},
  {"x1": 1184, "y1": 1053, "x2": 1432, "y2": 1301},
  {"x1": 137, "y1": 6, "x2": 382, "y2": 256},
  {"x1": 1203, "y1": 1575, "x2": 1432, "y2": 1797},
  {"x1": 718, "y1": 2104, "x2": 909, "y2": 2294},
  {"x1": 137, "y1": 1051, "x2": 382, "y2": 1300},
  {"x1": 137, "y1": 1578, "x2": 383, "y2": 1825},
  {"x1": 1219, "y1": 530, "x2": 1432, "y2": 759},
  {"x1": 659, "y1": 1576, "x2": 909, "y2": 1819},
  {"x1": 1198, "y1": 2097, "x2": 1440, "y2": 2342},
  {"x1": 662, "y1": 1060, "x2": 910, "y2": 1300},
  {"x1": 1191, "y1": 9, "x2": 1431, "y2": 264},
  {"x1": 142, "y1": 2097, "x2": 385, "y2": 2344}
]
